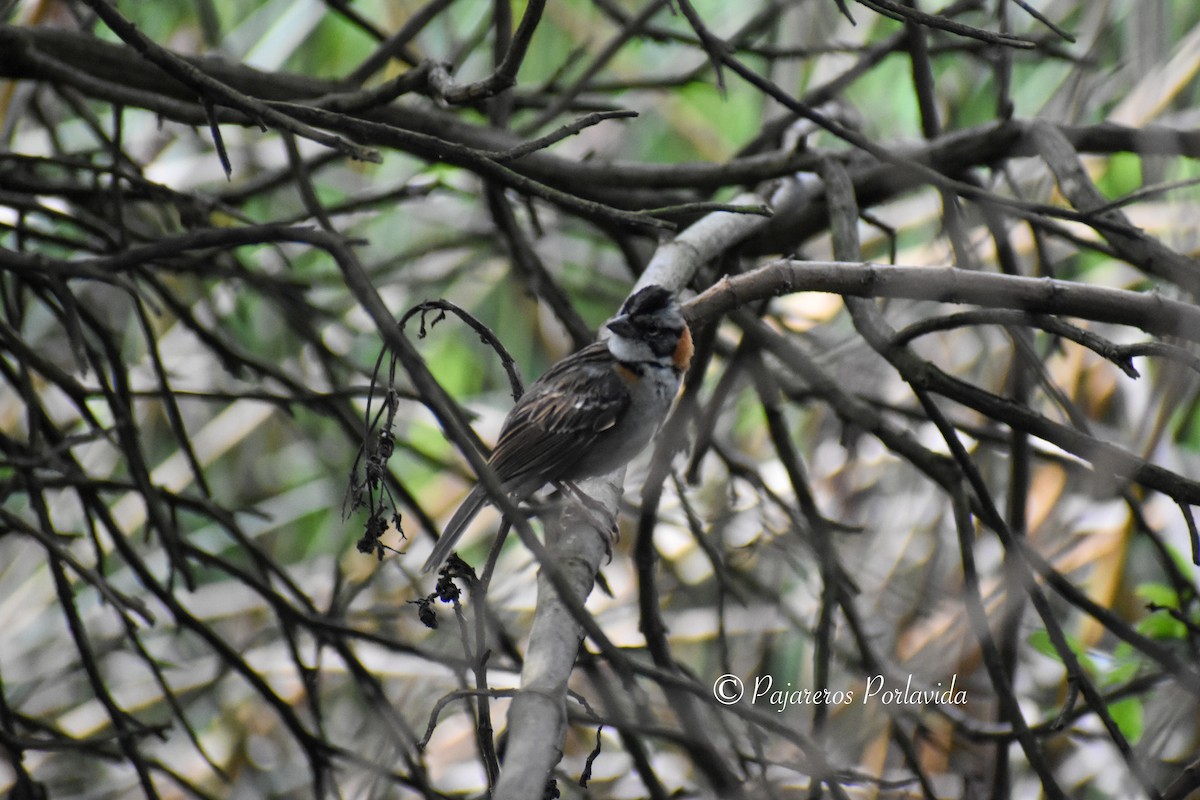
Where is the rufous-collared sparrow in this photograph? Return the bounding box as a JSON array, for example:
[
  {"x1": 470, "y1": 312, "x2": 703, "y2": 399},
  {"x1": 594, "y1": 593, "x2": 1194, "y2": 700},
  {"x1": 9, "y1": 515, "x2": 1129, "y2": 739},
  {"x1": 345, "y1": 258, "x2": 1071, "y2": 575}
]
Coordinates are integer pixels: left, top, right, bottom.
[{"x1": 422, "y1": 285, "x2": 693, "y2": 573}]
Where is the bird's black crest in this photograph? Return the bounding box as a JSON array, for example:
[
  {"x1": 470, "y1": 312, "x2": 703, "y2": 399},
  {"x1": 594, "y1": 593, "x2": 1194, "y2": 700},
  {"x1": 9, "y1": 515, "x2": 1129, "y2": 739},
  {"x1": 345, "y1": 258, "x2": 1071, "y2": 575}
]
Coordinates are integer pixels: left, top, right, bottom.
[{"x1": 621, "y1": 285, "x2": 673, "y2": 317}]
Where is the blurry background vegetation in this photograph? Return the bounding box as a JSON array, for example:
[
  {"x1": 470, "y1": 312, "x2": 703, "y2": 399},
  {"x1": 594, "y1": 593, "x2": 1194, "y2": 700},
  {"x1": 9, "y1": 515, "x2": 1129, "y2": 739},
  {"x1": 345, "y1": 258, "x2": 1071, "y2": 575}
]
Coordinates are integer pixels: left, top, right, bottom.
[{"x1": 3, "y1": 0, "x2": 1200, "y2": 797}]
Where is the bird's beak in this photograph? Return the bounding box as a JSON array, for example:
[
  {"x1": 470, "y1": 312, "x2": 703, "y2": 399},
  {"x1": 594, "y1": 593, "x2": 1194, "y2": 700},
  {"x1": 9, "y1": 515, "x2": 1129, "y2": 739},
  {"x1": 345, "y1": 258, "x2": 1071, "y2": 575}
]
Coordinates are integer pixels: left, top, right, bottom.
[{"x1": 606, "y1": 315, "x2": 637, "y2": 337}]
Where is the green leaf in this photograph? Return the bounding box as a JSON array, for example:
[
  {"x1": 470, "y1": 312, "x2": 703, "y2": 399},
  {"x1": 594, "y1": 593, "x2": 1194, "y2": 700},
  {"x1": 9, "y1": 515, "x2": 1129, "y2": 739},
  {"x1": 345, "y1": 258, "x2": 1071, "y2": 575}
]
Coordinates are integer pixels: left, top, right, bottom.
[
  {"x1": 1137, "y1": 612, "x2": 1187, "y2": 641},
  {"x1": 1027, "y1": 630, "x2": 1100, "y2": 675},
  {"x1": 1107, "y1": 697, "x2": 1144, "y2": 743},
  {"x1": 1103, "y1": 642, "x2": 1142, "y2": 687},
  {"x1": 1028, "y1": 629, "x2": 1058, "y2": 660},
  {"x1": 1135, "y1": 581, "x2": 1180, "y2": 610},
  {"x1": 1096, "y1": 152, "x2": 1142, "y2": 200}
]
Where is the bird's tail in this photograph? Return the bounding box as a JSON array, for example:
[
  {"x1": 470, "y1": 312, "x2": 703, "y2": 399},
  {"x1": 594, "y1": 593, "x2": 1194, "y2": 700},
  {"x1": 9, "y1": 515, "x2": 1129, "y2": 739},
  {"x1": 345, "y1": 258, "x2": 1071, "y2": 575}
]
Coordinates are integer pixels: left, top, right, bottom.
[{"x1": 422, "y1": 484, "x2": 489, "y2": 573}]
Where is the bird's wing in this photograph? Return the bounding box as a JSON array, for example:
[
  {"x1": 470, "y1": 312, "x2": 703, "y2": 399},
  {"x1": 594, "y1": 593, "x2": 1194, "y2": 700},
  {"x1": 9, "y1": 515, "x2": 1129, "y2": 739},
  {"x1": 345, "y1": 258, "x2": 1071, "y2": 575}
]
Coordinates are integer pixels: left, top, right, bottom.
[{"x1": 488, "y1": 341, "x2": 630, "y2": 491}]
